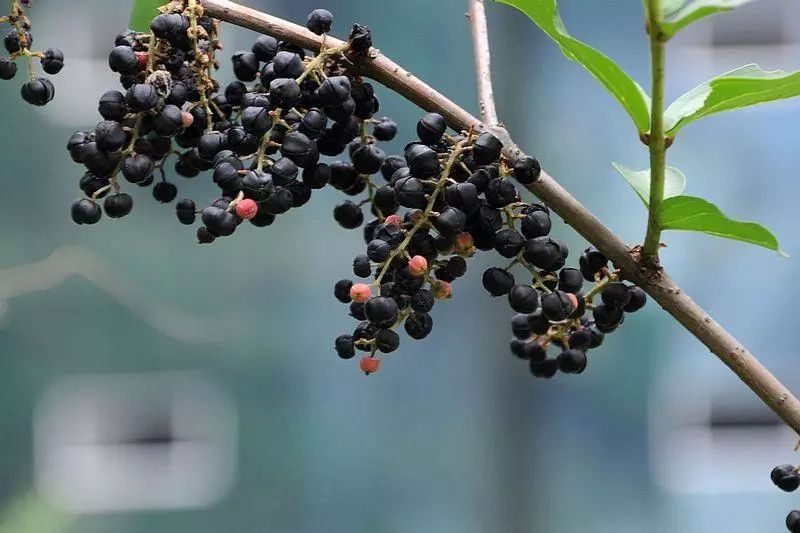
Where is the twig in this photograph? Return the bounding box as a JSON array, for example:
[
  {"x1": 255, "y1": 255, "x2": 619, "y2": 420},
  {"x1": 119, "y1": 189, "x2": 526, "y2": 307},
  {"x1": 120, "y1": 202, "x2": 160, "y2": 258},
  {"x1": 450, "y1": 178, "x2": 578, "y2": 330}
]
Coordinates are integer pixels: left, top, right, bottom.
[
  {"x1": 467, "y1": 0, "x2": 499, "y2": 125},
  {"x1": 643, "y1": 0, "x2": 667, "y2": 261},
  {"x1": 200, "y1": 0, "x2": 800, "y2": 435}
]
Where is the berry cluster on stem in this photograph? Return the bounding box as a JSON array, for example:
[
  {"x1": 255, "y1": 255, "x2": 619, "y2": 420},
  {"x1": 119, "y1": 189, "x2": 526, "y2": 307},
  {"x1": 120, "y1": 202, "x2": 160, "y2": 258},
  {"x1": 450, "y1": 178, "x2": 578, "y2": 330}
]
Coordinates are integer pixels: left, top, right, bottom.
[{"x1": 0, "y1": 0, "x2": 63, "y2": 105}]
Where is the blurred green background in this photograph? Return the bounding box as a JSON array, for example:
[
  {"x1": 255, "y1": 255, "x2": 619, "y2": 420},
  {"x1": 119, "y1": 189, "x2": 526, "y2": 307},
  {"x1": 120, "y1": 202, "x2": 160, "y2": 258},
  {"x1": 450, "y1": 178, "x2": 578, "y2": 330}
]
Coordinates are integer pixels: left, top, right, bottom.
[{"x1": 1, "y1": 0, "x2": 799, "y2": 532}]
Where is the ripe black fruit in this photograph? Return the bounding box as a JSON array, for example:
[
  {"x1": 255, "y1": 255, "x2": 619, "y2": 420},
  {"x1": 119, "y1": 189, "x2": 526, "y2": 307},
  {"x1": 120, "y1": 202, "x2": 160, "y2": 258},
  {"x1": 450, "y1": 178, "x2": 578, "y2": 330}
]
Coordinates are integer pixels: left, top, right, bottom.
[
  {"x1": 71, "y1": 198, "x2": 102, "y2": 225},
  {"x1": 335, "y1": 335, "x2": 356, "y2": 359},
  {"x1": 365, "y1": 296, "x2": 399, "y2": 327},
  {"x1": 513, "y1": 155, "x2": 541, "y2": 185},
  {"x1": 541, "y1": 290, "x2": 575, "y2": 322},
  {"x1": 307, "y1": 9, "x2": 334, "y2": 35},
  {"x1": 21, "y1": 78, "x2": 55, "y2": 106},
  {"x1": 558, "y1": 349, "x2": 587, "y2": 374},
  {"x1": 41, "y1": 48, "x2": 65, "y2": 75},
  {"x1": 508, "y1": 285, "x2": 540, "y2": 313},
  {"x1": 104, "y1": 193, "x2": 134, "y2": 218},
  {"x1": 482, "y1": 267, "x2": 515, "y2": 297},
  {"x1": 333, "y1": 201, "x2": 364, "y2": 229},
  {"x1": 472, "y1": 132, "x2": 502, "y2": 165},
  {"x1": 405, "y1": 312, "x2": 433, "y2": 339},
  {"x1": 416, "y1": 113, "x2": 447, "y2": 144}
]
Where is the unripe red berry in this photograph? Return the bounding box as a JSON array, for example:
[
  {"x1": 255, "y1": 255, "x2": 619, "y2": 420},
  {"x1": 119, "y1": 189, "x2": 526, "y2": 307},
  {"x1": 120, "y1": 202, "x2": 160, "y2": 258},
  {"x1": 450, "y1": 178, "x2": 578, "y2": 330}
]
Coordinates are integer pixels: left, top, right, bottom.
[
  {"x1": 454, "y1": 232, "x2": 475, "y2": 256},
  {"x1": 135, "y1": 52, "x2": 148, "y2": 70},
  {"x1": 566, "y1": 292, "x2": 578, "y2": 311},
  {"x1": 408, "y1": 255, "x2": 428, "y2": 277},
  {"x1": 235, "y1": 198, "x2": 258, "y2": 220},
  {"x1": 385, "y1": 214, "x2": 402, "y2": 226},
  {"x1": 350, "y1": 283, "x2": 372, "y2": 303},
  {"x1": 360, "y1": 356, "x2": 381, "y2": 375},
  {"x1": 181, "y1": 111, "x2": 194, "y2": 128},
  {"x1": 431, "y1": 279, "x2": 452, "y2": 300}
]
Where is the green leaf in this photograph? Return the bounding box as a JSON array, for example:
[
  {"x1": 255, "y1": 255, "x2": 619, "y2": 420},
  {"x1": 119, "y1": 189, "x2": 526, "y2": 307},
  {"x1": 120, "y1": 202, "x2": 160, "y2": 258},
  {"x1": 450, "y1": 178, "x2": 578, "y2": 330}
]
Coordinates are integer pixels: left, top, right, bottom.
[
  {"x1": 662, "y1": 0, "x2": 687, "y2": 16},
  {"x1": 658, "y1": 195, "x2": 785, "y2": 254},
  {"x1": 130, "y1": 0, "x2": 161, "y2": 32},
  {"x1": 495, "y1": 0, "x2": 651, "y2": 133},
  {"x1": 612, "y1": 163, "x2": 686, "y2": 206},
  {"x1": 665, "y1": 64, "x2": 800, "y2": 134},
  {"x1": 662, "y1": 0, "x2": 754, "y2": 38}
]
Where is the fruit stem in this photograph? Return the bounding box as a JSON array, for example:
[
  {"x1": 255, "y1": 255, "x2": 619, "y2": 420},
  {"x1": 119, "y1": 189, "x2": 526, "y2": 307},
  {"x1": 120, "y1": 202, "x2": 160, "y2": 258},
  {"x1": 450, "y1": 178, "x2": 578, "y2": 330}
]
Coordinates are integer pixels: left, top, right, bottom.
[
  {"x1": 295, "y1": 43, "x2": 349, "y2": 84},
  {"x1": 187, "y1": 0, "x2": 214, "y2": 132},
  {"x1": 373, "y1": 139, "x2": 468, "y2": 286},
  {"x1": 642, "y1": 0, "x2": 667, "y2": 262},
  {"x1": 255, "y1": 109, "x2": 282, "y2": 172}
]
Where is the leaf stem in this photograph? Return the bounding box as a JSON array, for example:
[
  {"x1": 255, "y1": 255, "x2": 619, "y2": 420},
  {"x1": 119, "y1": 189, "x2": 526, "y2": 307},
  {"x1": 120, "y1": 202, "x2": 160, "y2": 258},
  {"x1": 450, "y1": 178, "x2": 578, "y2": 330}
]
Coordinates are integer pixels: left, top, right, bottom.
[{"x1": 642, "y1": 0, "x2": 667, "y2": 261}]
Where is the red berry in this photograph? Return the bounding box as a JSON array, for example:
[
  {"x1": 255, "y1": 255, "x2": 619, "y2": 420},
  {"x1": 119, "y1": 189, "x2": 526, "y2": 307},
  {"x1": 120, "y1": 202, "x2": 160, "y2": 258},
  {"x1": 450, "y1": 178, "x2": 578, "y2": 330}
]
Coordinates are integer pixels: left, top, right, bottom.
[
  {"x1": 235, "y1": 198, "x2": 258, "y2": 219},
  {"x1": 408, "y1": 255, "x2": 428, "y2": 277},
  {"x1": 431, "y1": 279, "x2": 452, "y2": 300},
  {"x1": 454, "y1": 232, "x2": 475, "y2": 256},
  {"x1": 135, "y1": 52, "x2": 149, "y2": 70},
  {"x1": 181, "y1": 111, "x2": 194, "y2": 128},
  {"x1": 384, "y1": 214, "x2": 402, "y2": 226},
  {"x1": 566, "y1": 292, "x2": 578, "y2": 311},
  {"x1": 360, "y1": 356, "x2": 381, "y2": 375},
  {"x1": 350, "y1": 283, "x2": 372, "y2": 303}
]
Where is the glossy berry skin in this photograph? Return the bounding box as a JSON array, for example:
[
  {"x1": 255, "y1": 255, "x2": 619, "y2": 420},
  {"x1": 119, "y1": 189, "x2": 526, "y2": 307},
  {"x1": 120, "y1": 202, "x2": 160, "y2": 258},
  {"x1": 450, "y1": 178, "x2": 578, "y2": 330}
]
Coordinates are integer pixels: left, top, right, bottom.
[
  {"x1": 104, "y1": 193, "x2": 134, "y2": 218},
  {"x1": 373, "y1": 117, "x2": 398, "y2": 142},
  {"x1": 360, "y1": 356, "x2": 380, "y2": 375},
  {"x1": 126, "y1": 83, "x2": 159, "y2": 112},
  {"x1": 21, "y1": 78, "x2": 55, "y2": 106},
  {"x1": 334, "y1": 280, "x2": 353, "y2": 303},
  {"x1": 472, "y1": 132, "x2": 502, "y2": 165},
  {"x1": 71, "y1": 199, "x2": 102, "y2": 225},
  {"x1": 335, "y1": 335, "x2": 356, "y2": 359},
  {"x1": 624, "y1": 286, "x2": 647, "y2": 312},
  {"x1": 592, "y1": 303, "x2": 624, "y2": 332},
  {"x1": 558, "y1": 268, "x2": 583, "y2": 294},
  {"x1": 235, "y1": 198, "x2": 258, "y2": 219},
  {"x1": 508, "y1": 285, "x2": 540, "y2": 314},
  {"x1": 231, "y1": 51, "x2": 260, "y2": 82},
  {"x1": 408, "y1": 255, "x2": 428, "y2": 277},
  {"x1": 41, "y1": 48, "x2": 65, "y2": 75},
  {"x1": 787, "y1": 510, "x2": 800, "y2": 533},
  {"x1": 601, "y1": 282, "x2": 631, "y2": 309},
  {"x1": 307, "y1": 9, "x2": 333, "y2": 34},
  {"x1": 153, "y1": 182, "x2": 178, "y2": 203},
  {"x1": 416, "y1": 113, "x2": 447, "y2": 144},
  {"x1": 482, "y1": 267, "x2": 515, "y2": 297},
  {"x1": 98, "y1": 90, "x2": 127, "y2": 122},
  {"x1": 176, "y1": 199, "x2": 196, "y2": 225},
  {"x1": 579, "y1": 246, "x2": 608, "y2": 281},
  {"x1": 251, "y1": 35, "x2": 278, "y2": 62},
  {"x1": 772, "y1": 465, "x2": 800, "y2": 492},
  {"x1": 365, "y1": 296, "x2": 399, "y2": 327},
  {"x1": 95, "y1": 120, "x2": 127, "y2": 152},
  {"x1": 513, "y1": 155, "x2": 542, "y2": 185},
  {"x1": 0, "y1": 57, "x2": 16, "y2": 80},
  {"x1": 541, "y1": 290, "x2": 575, "y2": 322},
  {"x1": 494, "y1": 228, "x2": 525, "y2": 258},
  {"x1": 333, "y1": 200, "x2": 364, "y2": 229},
  {"x1": 558, "y1": 349, "x2": 587, "y2": 374}
]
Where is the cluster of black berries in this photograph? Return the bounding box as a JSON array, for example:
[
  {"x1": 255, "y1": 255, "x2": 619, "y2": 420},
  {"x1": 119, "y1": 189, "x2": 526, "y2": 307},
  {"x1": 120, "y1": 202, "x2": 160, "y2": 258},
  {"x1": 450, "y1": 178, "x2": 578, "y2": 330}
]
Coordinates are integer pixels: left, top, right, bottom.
[
  {"x1": 498, "y1": 244, "x2": 646, "y2": 378},
  {"x1": 67, "y1": 3, "x2": 390, "y2": 244},
  {"x1": 770, "y1": 464, "x2": 800, "y2": 531},
  {"x1": 68, "y1": 1, "x2": 223, "y2": 223},
  {"x1": 0, "y1": 0, "x2": 63, "y2": 105},
  {"x1": 331, "y1": 110, "x2": 647, "y2": 375}
]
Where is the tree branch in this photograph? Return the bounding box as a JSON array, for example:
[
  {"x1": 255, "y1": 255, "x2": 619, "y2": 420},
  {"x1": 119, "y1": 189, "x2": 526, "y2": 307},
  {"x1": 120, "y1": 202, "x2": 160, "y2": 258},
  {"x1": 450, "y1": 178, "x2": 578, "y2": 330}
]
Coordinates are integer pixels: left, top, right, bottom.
[
  {"x1": 200, "y1": 0, "x2": 800, "y2": 435},
  {"x1": 467, "y1": 0, "x2": 499, "y2": 125}
]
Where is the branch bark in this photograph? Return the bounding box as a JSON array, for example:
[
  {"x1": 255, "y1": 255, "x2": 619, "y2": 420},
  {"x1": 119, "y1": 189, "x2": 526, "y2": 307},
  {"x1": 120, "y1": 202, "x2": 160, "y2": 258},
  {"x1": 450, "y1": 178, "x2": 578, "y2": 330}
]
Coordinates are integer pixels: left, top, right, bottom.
[
  {"x1": 201, "y1": 0, "x2": 800, "y2": 435},
  {"x1": 467, "y1": 0, "x2": 499, "y2": 126}
]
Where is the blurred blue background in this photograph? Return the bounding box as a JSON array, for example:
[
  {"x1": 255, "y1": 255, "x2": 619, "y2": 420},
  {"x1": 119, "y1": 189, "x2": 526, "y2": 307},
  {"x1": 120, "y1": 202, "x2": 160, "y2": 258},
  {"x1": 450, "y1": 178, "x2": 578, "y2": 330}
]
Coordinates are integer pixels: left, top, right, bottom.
[{"x1": 1, "y1": 0, "x2": 799, "y2": 532}]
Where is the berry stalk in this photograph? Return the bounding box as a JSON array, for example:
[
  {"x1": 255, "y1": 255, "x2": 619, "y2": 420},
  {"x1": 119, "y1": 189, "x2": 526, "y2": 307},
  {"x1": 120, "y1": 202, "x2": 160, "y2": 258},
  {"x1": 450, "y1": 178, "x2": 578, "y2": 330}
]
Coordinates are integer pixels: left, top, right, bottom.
[{"x1": 642, "y1": 0, "x2": 667, "y2": 262}]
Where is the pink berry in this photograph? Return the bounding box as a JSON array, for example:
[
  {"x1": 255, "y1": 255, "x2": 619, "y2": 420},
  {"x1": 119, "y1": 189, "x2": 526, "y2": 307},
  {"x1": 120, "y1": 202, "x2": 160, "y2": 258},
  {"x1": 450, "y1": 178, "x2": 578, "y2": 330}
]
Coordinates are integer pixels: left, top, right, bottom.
[
  {"x1": 181, "y1": 111, "x2": 194, "y2": 129},
  {"x1": 431, "y1": 280, "x2": 452, "y2": 300},
  {"x1": 235, "y1": 198, "x2": 258, "y2": 219},
  {"x1": 385, "y1": 214, "x2": 402, "y2": 226},
  {"x1": 408, "y1": 255, "x2": 428, "y2": 277},
  {"x1": 360, "y1": 356, "x2": 381, "y2": 375},
  {"x1": 350, "y1": 283, "x2": 372, "y2": 303}
]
